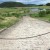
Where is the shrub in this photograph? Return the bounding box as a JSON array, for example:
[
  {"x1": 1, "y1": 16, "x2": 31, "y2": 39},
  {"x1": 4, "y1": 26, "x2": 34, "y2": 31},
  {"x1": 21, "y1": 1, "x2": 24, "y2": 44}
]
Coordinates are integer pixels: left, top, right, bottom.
[
  {"x1": 30, "y1": 13, "x2": 39, "y2": 18},
  {"x1": 0, "y1": 16, "x2": 5, "y2": 20},
  {"x1": 7, "y1": 12, "x2": 12, "y2": 17},
  {"x1": 38, "y1": 10, "x2": 46, "y2": 17},
  {"x1": 1, "y1": 13, "x2": 7, "y2": 17},
  {"x1": 15, "y1": 13, "x2": 20, "y2": 17},
  {"x1": 46, "y1": 9, "x2": 50, "y2": 14}
]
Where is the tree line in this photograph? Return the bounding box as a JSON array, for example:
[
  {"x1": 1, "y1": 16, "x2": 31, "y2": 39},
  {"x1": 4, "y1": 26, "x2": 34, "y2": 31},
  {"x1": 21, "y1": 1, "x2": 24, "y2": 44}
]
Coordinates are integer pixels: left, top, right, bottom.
[
  {"x1": 0, "y1": 2, "x2": 37, "y2": 7},
  {"x1": 0, "y1": 2, "x2": 50, "y2": 7},
  {"x1": 38, "y1": 3, "x2": 50, "y2": 6}
]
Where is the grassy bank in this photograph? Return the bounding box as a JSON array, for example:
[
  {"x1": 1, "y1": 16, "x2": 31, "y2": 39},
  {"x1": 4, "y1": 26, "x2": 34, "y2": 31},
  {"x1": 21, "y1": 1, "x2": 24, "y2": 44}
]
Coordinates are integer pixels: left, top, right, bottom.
[
  {"x1": 30, "y1": 8, "x2": 50, "y2": 22},
  {"x1": 30, "y1": 13, "x2": 50, "y2": 22},
  {"x1": 1, "y1": 7, "x2": 50, "y2": 29},
  {"x1": 0, "y1": 8, "x2": 20, "y2": 29},
  {"x1": 0, "y1": 17, "x2": 18, "y2": 29},
  {"x1": 0, "y1": 8, "x2": 30, "y2": 29}
]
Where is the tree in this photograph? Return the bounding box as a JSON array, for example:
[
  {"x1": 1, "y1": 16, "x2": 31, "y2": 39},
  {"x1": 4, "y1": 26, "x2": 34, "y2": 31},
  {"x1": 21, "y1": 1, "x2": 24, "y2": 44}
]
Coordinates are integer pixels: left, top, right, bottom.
[{"x1": 46, "y1": 3, "x2": 50, "y2": 6}]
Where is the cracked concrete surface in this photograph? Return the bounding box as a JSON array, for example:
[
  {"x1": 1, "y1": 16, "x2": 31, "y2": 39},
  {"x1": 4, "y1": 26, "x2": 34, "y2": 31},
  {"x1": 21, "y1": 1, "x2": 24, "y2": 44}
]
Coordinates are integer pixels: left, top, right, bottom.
[{"x1": 0, "y1": 16, "x2": 50, "y2": 50}]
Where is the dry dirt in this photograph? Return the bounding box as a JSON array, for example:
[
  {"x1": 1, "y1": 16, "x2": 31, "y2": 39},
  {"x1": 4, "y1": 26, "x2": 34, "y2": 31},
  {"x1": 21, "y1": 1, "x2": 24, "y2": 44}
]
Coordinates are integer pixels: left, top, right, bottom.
[{"x1": 0, "y1": 16, "x2": 50, "y2": 50}]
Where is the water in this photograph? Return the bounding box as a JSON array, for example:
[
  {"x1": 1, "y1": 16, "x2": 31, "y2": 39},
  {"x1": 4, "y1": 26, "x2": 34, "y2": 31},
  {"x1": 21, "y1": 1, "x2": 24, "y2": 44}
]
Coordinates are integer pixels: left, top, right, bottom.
[
  {"x1": 30, "y1": 8, "x2": 47, "y2": 12},
  {"x1": 31, "y1": 8, "x2": 39, "y2": 12},
  {"x1": 29, "y1": 8, "x2": 39, "y2": 14}
]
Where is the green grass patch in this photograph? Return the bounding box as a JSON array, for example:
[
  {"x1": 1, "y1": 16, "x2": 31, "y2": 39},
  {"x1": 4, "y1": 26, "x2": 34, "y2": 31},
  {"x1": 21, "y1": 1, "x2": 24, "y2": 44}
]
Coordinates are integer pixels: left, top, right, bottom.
[
  {"x1": 0, "y1": 8, "x2": 30, "y2": 29},
  {"x1": 38, "y1": 14, "x2": 50, "y2": 22},
  {"x1": 0, "y1": 17, "x2": 18, "y2": 29},
  {"x1": 30, "y1": 12, "x2": 50, "y2": 22}
]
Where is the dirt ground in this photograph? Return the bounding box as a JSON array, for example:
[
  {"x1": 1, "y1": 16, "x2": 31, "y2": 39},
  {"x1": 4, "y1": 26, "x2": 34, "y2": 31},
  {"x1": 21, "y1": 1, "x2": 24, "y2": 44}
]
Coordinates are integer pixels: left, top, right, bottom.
[{"x1": 0, "y1": 16, "x2": 50, "y2": 50}]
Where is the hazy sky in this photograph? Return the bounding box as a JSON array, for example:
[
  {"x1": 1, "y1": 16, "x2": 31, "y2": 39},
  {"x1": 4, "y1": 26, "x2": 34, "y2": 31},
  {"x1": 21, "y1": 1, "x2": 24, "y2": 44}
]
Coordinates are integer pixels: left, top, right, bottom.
[{"x1": 0, "y1": 0, "x2": 50, "y2": 4}]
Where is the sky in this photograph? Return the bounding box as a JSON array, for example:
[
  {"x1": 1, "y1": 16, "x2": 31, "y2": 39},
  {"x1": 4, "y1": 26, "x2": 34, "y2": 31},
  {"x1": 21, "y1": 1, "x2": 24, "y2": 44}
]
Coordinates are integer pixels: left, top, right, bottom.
[{"x1": 0, "y1": 0, "x2": 50, "y2": 4}]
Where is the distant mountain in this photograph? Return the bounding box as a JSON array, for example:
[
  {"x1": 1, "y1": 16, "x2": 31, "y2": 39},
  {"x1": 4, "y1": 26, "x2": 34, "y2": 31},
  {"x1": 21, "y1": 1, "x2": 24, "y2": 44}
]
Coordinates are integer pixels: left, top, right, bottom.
[
  {"x1": 0, "y1": 1, "x2": 37, "y2": 7},
  {"x1": 25, "y1": 4, "x2": 37, "y2": 7},
  {"x1": 0, "y1": 2, "x2": 25, "y2": 7}
]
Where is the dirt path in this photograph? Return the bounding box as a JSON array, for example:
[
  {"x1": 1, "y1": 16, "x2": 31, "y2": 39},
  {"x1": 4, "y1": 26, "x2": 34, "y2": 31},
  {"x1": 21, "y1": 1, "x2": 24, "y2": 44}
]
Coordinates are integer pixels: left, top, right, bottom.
[{"x1": 0, "y1": 16, "x2": 50, "y2": 50}]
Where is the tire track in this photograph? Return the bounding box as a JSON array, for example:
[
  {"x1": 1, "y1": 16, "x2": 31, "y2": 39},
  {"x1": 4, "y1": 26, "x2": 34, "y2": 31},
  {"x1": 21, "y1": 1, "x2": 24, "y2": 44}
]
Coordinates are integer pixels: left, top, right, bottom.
[{"x1": 0, "y1": 32, "x2": 50, "y2": 40}]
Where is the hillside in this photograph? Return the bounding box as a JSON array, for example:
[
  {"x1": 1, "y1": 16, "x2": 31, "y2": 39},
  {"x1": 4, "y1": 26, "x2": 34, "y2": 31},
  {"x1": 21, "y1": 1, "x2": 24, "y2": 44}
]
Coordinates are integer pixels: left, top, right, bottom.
[
  {"x1": 26, "y1": 4, "x2": 37, "y2": 7},
  {"x1": 0, "y1": 2, "x2": 37, "y2": 7},
  {"x1": 0, "y1": 2, "x2": 25, "y2": 7}
]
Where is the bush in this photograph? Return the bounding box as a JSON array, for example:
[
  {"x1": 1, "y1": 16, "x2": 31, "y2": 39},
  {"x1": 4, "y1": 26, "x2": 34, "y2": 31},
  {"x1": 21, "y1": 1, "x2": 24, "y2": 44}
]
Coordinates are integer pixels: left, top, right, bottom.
[
  {"x1": 15, "y1": 13, "x2": 20, "y2": 17},
  {"x1": 7, "y1": 12, "x2": 12, "y2": 17},
  {"x1": 0, "y1": 16, "x2": 5, "y2": 20},
  {"x1": 1, "y1": 13, "x2": 7, "y2": 17},
  {"x1": 46, "y1": 9, "x2": 50, "y2": 14},
  {"x1": 29, "y1": 13, "x2": 39, "y2": 18},
  {"x1": 38, "y1": 10, "x2": 46, "y2": 17}
]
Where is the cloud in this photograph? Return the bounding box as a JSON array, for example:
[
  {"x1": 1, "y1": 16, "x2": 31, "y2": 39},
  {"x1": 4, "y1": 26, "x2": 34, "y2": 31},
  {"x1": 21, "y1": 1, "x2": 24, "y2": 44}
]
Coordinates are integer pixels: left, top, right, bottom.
[
  {"x1": 16, "y1": 0, "x2": 50, "y2": 4},
  {"x1": 0, "y1": 0, "x2": 50, "y2": 4},
  {"x1": 0, "y1": 0, "x2": 16, "y2": 2}
]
